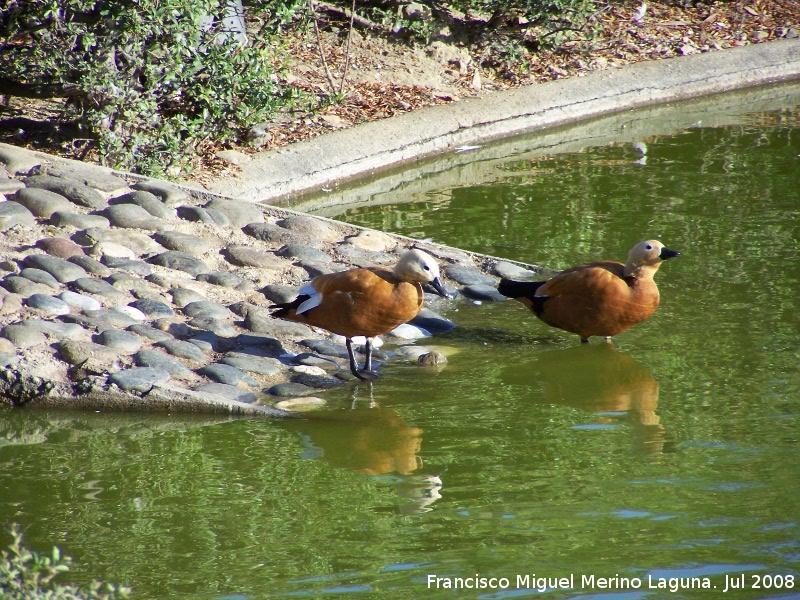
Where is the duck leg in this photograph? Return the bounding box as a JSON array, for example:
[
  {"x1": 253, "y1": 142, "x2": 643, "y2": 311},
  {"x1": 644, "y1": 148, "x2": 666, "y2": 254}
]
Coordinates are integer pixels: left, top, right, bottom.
[
  {"x1": 363, "y1": 338, "x2": 373, "y2": 371},
  {"x1": 346, "y1": 338, "x2": 378, "y2": 381}
]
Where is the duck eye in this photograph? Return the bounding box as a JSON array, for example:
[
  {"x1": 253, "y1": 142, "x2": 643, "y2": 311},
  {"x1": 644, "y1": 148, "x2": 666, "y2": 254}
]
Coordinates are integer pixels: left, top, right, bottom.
[
  {"x1": 646, "y1": 244, "x2": 652, "y2": 250},
  {"x1": 424, "y1": 265, "x2": 430, "y2": 271}
]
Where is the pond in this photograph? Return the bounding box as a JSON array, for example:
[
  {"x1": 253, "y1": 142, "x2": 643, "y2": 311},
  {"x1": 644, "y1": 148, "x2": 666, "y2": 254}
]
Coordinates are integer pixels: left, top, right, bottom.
[{"x1": 2, "y1": 83, "x2": 800, "y2": 599}]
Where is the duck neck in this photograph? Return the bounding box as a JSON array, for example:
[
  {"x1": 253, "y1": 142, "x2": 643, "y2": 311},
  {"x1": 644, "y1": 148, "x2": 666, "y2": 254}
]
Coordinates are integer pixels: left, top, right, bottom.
[{"x1": 624, "y1": 263, "x2": 659, "y2": 280}]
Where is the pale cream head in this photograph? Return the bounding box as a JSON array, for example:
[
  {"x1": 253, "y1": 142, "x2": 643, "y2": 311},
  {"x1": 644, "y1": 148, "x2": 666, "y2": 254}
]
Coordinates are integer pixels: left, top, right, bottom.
[
  {"x1": 624, "y1": 240, "x2": 680, "y2": 277},
  {"x1": 394, "y1": 249, "x2": 442, "y2": 283}
]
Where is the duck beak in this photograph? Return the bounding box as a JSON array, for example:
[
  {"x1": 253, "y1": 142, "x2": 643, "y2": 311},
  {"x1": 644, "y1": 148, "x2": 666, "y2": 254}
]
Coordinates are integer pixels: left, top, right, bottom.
[
  {"x1": 430, "y1": 276, "x2": 452, "y2": 298},
  {"x1": 660, "y1": 247, "x2": 681, "y2": 260}
]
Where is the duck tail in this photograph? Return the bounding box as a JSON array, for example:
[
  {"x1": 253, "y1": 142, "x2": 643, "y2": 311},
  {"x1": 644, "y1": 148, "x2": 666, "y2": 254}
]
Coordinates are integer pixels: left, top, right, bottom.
[
  {"x1": 270, "y1": 295, "x2": 310, "y2": 319},
  {"x1": 497, "y1": 279, "x2": 545, "y2": 300},
  {"x1": 498, "y1": 279, "x2": 548, "y2": 315}
]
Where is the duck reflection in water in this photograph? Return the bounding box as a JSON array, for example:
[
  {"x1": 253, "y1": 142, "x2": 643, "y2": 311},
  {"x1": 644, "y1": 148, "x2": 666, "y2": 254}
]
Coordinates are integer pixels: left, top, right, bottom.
[
  {"x1": 283, "y1": 400, "x2": 442, "y2": 514},
  {"x1": 504, "y1": 344, "x2": 665, "y2": 454}
]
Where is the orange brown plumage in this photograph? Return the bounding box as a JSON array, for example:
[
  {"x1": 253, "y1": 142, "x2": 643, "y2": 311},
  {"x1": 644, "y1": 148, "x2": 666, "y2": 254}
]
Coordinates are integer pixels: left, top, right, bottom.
[
  {"x1": 498, "y1": 240, "x2": 680, "y2": 342},
  {"x1": 271, "y1": 249, "x2": 450, "y2": 380}
]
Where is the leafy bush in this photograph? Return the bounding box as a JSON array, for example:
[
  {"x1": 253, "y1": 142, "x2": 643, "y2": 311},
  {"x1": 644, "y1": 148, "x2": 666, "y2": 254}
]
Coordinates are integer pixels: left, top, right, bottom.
[
  {"x1": 1, "y1": 0, "x2": 305, "y2": 177},
  {"x1": 0, "y1": 524, "x2": 131, "y2": 599}
]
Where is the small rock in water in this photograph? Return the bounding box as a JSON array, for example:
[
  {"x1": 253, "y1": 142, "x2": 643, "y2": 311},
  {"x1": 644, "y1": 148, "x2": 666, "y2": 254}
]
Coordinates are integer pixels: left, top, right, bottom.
[
  {"x1": 109, "y1": 367, "x2": 171, "y2": 393},
  {"x1": 389, "y1": 323, "x2": 432, "y2": 340}
]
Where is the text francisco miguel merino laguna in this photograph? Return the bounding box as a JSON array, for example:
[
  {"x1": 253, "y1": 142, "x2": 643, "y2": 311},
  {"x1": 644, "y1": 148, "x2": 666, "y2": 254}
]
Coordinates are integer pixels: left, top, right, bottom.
[{"x1": 426, "y1": 572, "x2": 795, "y2": 593}]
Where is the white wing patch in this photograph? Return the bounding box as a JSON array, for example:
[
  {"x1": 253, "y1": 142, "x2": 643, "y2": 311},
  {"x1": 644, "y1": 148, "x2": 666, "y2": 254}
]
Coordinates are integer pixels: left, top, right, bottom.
[{"x1": 296, "y1": 282, "x2": 321, "y2": 314}]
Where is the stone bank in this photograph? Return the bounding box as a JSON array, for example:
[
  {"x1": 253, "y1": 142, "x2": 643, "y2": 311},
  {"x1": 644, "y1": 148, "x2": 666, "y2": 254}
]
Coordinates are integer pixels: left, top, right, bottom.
[{"x1": 0, "y1": 144, "x2": 545, "y2": 415}]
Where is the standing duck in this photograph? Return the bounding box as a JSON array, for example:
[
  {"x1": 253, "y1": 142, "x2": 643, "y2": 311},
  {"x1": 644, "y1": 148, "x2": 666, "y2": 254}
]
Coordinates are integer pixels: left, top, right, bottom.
[
  {"x1": 271, "y1": 249, "x2": 450, "y2": 380},
  {"x1": 498, "y1": 240, "x2": 680, "y2": 342}
]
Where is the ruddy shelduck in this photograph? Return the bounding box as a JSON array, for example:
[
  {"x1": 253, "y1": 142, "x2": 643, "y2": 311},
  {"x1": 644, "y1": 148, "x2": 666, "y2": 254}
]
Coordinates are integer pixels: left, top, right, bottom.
[
  {"x1": 271, "y1": 249, "x2": 450, "y2": 380},
  {"x1": 498, "y1": 240, "x2": 680, "y2": 343}
]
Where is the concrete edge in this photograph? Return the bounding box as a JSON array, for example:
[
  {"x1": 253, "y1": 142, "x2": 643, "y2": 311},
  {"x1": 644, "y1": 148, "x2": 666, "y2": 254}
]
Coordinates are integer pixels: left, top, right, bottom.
[{"x1": 201, "y1": 39, "x2": 800, "y2": 202}]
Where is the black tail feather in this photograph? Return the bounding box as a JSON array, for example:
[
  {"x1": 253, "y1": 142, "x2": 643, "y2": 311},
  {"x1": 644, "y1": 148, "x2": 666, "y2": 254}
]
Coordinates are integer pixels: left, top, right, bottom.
[
  {"x1": 269, "y1": 294, "x2": 310, "y2": 319},
  {"x1": 497, "y1": 279, "x2": 546, "y2": 300},
  {"x1": 498, "y1": 279, "x2": 548, "y2": 316}
]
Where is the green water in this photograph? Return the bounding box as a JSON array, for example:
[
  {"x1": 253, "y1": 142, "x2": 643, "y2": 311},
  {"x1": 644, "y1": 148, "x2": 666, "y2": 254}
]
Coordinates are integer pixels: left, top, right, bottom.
[{"x1": 2, "y1": 101, "x2": 800, "y2": 599}]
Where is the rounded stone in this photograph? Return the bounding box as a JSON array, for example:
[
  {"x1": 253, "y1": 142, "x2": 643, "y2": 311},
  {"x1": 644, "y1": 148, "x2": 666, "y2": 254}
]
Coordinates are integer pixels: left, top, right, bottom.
[
  {"x1": 20, "y1": 268, "x2": 61, "y2": 290},
  {"x1": 78, "y1": 227, "x2": 165, "y2": 255},
  {"x1": 410, "y1": 308, "x2": 457, "y2": 333},
  {"x1": 129, "y1": 299, "x2": 175, "y2": 318},
  {"x1": 460, "y1": 284, "x2": 507, "y2": 302},
  {"x1": 58, "y1": 339, "x2": 119, "y2": 364},
  {"x1": 35, "y1": 164, "x2": 128, "y2": 192},
  {"x1": 203, "y1": 198, "x2": 264, "y2": 227},
  {"x1": 23, "y1": 174, "x2": 106, "y2": 209},
  {"x1": 110, "y1": 190, "x2": 173, "y2": 220},
  {"x1": 182, "y1": 300, "x2": 233, "y2": 320},
  {"x1": 12, "y1": 187, "x2": 73, "y2": 217},
  {"x1": 418, "y1": 351, "x2": 448, "y2": 366},
  {"x1": 170, "y1": 288, "x2": 206, "y2": 308},
  {"x1": 193, "y1": 382, "x2": 257, "y2": 404},
  {"x1": 199, "y1": 363, "x2": 259, "y2": 387},
  {"x1": 101, "y1": 257, "x2": 152, "y2": 276},
  {"x1": 127, "y1": 323, "x2": 174, "y2": 342},
  {"x1": 152, "y1": 231, "x2": 211, "y2": 256},
  {"x1": 260, "y1": 284, "x2": 303, "y2": 305},
  {"x1": 300, "y1": 338, "x2": 350, "y2": 359},
  {"x1": 35, "y1": 237, "x2": 85, "y2": 259},
  {"x1": 267, "y1": 382, "x2": 316, "y2": 397},
  {"x1": 445, "y1": 264, "x2": 496, "y2": 286},
  {"x1": 274, "y1": 397, "x2": 327, "y2": 412},
  {"x1": 244, "y1": 312, "x2": 312, "y2": 338},
  {"x1": 223, "y1": 246, "x2": 290, "y2": 269},
  {"x1": 131, "y1": 180, "x2": 189, "y2": 205},
  {"x1": 155, "y1": 339, "x2": 206, "y2": 361},
  {"x1": 389, "y1": 323, "x2": 432, "y2": 339},
  {"x1": 492, "y1": 261, "x2": 541, "y2": 279},
  {"x1": 2, "y1": 275, "x2": 53, "y2": 297},
  {"x1": 69, "y1": 277, "x2": 130, "y2": 301},
  {"x1": 148, "y1": 251, "x2": 210, "y2": 276},
  {"x1": 20, "y1": 319, "x2": 85, "y2": 340},
  {"x1": 242, "y1": 222, "x2": 299, "y2": 245},
  {"x1": 94, "y1": 329, "x2": 144, "y2": 352},
  {"x1": 220, "y1": 353, "x2": 282, "y2": 376},
  {"x1": 84, "y1": 308, "x2": 140, "y2": 328},
  {"x1": 23, "y1": 254, "x2": 87, "y2": 283},
  {"x1": 196, "y1": 272, "x2": 252, "y2": 291},
  {"x1": 58, "y1": 290, "x2": 102, "y2": 311},
  {"x1": 68, "y1": 255, "x2": 112, "y2": 277},
  {"x1": 109, "y1": 367, "x2": 171, "y2": 393},
  {"x1": 277, "y1": 243, "x2": 332, "y2": 263},
  {"x1": 344, "y1": 230, "x2": 395, "y2": 252},
  {"x1": 291, "y1": 373, "x2": 346, "y2": 389},
  {"x1": 110, "y1": 305, "x2": 147, "y2": 321},
  {"x1": 100, "y1": 204, "x2": 172, "y2": 231},
  {"x1": 0, "y1": 201, "x2": 36, "y2": 230},
  {"x1": 277, "y1": 215, "x2": 341, "y2": 243},
  {"x1": 26, "y1": 293, "x2": 71, "y2": 315},
  {"x1": 90, "y1": 241, "x2": 137, "y2": 260},
  {"x1": 134, "y1": 349, "x2": 194, "y2": 377},
  {"x1": 187, "y1": 316, "x2": 240, "y2": 338},
  {"x1": 50, "y1": 211, "x2": 111, "y2": 229},
  {"x1": 2, "y1": 324, "x2": 47, "y2": 348},
  {"x1": 176, "y1": 206, "x2": 231, "y2": 226}
]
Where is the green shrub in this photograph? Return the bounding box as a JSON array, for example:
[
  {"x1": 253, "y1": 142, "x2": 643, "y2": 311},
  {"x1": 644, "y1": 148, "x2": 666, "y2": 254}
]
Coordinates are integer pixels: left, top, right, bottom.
[
  {"x1": 1, "y1": 0, "x2": 304, "y2": 178},
  {"x1": 0, "y1": 524, "x2": 131, "y2": 599}
]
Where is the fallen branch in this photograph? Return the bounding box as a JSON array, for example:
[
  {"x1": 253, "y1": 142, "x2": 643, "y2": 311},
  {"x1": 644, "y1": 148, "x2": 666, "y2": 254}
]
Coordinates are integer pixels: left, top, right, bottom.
[
  {"x1": 0, "y1": 77, "x2": 86, "y2": 100},
  {"x1": 312, "y1": 0, "x2": 384, "y2": 32}
]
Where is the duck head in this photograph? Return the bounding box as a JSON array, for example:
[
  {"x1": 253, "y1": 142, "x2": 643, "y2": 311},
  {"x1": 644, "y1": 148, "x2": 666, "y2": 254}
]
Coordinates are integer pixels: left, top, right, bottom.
[
  {"x1": 624, "y1": 240, "x2": 681, "y2": 278},
  {"x1": 395, "y1": 249, "x2": 451, "y2": 298}
]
